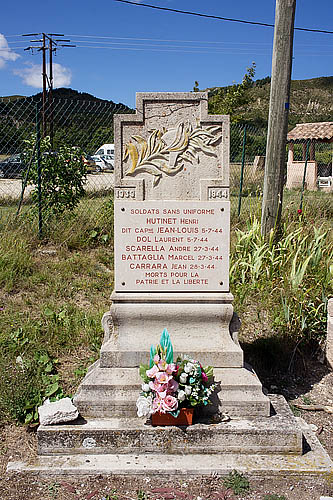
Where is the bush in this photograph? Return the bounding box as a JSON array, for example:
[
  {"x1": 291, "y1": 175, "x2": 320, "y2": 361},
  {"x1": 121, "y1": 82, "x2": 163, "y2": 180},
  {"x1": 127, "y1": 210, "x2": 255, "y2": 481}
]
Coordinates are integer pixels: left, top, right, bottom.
[{"x1": 24, "y1": 135, "x2": 87, "y2": 217}]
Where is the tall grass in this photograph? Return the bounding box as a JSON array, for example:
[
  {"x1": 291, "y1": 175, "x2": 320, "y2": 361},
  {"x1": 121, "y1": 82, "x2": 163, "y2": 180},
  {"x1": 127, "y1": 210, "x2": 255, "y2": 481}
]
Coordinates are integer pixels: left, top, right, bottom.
[{"x1": 230, "y1": 215, "x2": 332, "y2": 341}]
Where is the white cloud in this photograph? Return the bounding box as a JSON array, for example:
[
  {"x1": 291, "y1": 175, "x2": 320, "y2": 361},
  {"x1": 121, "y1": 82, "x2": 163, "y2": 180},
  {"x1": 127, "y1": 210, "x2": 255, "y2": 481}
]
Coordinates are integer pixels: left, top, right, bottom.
[
  {"x1": 0, "y1": 34, "x2": 20, "y2": 69},
  {"x1": 14, "y1": 62, "x2": 72, "y2": 88}
]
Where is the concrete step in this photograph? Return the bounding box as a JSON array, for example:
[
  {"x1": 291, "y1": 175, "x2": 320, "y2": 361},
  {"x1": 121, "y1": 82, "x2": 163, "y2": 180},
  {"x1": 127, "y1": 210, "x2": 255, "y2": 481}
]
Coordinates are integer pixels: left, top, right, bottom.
[
  {"x1": 100, "y1": 345, "x2": 243, "y2": 368},
  {"x1": 73, "y1": 365, "x2": 270, "y2": 418},
  {"x1": 38, "y1": 396, "x2": 298, "y2": 456},
  {"x1": 9, "y1": 425, "x2": 332, "y2": 477}
]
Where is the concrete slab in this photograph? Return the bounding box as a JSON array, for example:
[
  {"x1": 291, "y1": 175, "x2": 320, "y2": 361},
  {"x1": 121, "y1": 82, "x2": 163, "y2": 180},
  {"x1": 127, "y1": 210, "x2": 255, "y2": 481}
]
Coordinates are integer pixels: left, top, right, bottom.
[
  {"x1": 37, "y1": 396, "x2": 299, "y2": 456},
  {"x1": 7, "y1": 423, "x2": 332, "y2": 478}
]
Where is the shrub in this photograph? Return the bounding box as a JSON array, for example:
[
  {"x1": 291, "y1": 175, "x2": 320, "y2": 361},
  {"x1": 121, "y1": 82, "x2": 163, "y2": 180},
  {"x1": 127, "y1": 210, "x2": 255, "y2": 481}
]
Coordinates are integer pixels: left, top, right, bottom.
[
  {"x1": 24, "y1": 135, "x2": 87, "y2": 217},
  {"x1": 0, "y1": 352, "x2": 66, "y2": 424}
]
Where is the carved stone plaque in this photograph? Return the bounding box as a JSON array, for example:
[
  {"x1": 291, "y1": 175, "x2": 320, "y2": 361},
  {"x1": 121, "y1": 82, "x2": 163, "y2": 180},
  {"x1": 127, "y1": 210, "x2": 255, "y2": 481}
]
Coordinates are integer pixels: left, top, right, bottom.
[
  {"x1": 114, "y1": 92, "x2": 230, "y2": 202},
  {"x1": 114, "y1": 200, "x2": 229, "y2": 292}
]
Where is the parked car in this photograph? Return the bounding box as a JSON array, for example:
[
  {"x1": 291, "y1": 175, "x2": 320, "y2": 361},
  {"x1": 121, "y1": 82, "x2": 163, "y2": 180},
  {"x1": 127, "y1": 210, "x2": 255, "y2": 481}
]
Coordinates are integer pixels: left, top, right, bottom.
[
  {"x1": 94, "y1": 144, "x2": 114, "y2": 156},
  {"x1": 0, "y1": 154, "x2": 25, "y2": 179},
  {"x1": 91, "y1": 154, "x2": 114, "y2": 171}
]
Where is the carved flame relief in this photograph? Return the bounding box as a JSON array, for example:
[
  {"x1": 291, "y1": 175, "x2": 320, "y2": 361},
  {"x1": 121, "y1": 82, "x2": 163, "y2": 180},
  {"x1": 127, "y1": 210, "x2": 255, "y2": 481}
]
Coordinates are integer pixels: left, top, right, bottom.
[{"x1": 123, "y1": 120, "x2": 221, "y2": 186}]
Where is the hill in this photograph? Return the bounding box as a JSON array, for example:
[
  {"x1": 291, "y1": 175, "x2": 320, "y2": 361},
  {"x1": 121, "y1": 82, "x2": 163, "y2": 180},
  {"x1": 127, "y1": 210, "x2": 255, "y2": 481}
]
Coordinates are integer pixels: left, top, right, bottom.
[
  {"x1": 207, "y1": 76, "x2": 333, "y2": 128},
  {"x1": 0, "y1": 88, "x2": 133, "y2": 155}
]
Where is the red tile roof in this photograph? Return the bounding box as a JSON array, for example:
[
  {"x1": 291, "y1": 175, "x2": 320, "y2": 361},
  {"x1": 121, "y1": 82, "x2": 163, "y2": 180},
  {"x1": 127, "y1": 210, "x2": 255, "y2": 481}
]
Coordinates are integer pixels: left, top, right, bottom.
[{"x1": 287, "y1": 122, "x2": 333, "y2": 141}]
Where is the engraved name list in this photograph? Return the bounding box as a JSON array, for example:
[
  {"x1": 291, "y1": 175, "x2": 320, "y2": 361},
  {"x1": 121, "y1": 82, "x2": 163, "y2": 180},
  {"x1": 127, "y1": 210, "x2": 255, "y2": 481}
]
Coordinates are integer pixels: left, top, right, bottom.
[{"x1": 115, "y1": 201, "x2": 229, "y2": 292}]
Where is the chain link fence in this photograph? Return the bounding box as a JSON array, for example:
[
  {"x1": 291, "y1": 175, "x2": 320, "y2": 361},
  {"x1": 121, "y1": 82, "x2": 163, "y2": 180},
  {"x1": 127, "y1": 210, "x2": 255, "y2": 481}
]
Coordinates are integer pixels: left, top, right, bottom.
[{"x1": 1, "y1": 96, "x2": 332, "y2": 243}]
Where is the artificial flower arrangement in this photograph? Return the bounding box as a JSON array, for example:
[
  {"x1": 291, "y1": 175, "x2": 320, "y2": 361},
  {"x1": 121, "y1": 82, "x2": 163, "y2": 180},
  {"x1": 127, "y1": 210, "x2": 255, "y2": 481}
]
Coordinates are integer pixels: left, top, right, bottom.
[{"x1": 136, "y1": 328, "x2": 216, "y2": 424}]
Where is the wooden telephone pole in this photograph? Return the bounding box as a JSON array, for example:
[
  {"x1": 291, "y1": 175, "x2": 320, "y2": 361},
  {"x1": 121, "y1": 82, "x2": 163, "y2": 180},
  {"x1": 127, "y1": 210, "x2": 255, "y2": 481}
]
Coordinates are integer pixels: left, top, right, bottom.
[{"x1": 261, "y1": 0, "x2": 296, "y2": 235}]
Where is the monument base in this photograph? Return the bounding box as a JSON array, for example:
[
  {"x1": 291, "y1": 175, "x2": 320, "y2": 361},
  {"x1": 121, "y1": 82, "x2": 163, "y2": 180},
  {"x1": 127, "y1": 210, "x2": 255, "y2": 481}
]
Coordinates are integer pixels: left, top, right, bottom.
[
  {"x1": 74, "y1": 292, "x2": 270, "y2": 418},
  {"x1": 7, "y1": 396, "x2": 333, "y2": 478}
]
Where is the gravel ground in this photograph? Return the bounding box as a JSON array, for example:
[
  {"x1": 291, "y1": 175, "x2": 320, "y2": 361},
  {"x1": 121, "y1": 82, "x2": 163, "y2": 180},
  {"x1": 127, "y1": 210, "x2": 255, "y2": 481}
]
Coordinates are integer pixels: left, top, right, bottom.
[{"x1": 0, "y1": 173, "x2": 114, "y2": 200}]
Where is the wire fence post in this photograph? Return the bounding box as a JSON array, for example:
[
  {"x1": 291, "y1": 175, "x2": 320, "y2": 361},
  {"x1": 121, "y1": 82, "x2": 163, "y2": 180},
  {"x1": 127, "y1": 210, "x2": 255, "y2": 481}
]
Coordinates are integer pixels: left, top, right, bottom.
[
  {"x1": 237, "y1": 124, "x2": 247, "y2": 216},
  {"x1": 36, "y1": 103, "x2": 43, "y2": 238},
  {"x1": 299, "y1": 139, "x2": 310, "y2": 212}
]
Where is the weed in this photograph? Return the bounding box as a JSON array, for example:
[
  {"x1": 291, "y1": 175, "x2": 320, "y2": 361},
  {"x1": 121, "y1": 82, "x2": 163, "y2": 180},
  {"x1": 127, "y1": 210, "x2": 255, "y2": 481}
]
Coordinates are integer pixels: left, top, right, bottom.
[
  {"x1": 302, "y1": 396, "x2": 313, "y2": 405},
  {"x1": 222, "y1": 470, "x2": 250, "y2": 495},
  {"x1": 48, "y1": 481, "x2": 60, "y2": 498},
  {"x1": 230, "y1": 215, "x2": 332, "y2": 342},
  {"x1": 0, "y1": 351, "x2": 67, "y2": 424},
  {"x1": 289, "y1": 404, "x2": 301, "y2": 417},
  {"x1": 102, "y1": 489, "x2": 119, "y2": 500},
  {"x1": 137, "y1": 489, "x2": 147, "y2": 500}
]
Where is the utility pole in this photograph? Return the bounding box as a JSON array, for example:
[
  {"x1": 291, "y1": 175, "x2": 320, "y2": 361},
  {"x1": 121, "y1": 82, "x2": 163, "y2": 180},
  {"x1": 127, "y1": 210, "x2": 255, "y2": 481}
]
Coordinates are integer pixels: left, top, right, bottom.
[
  {"x1": 49, "y1": 37, "x2": 54, "y2": 146},
  {"x1": 23, "y1": 33, "x2": 75, "y2": 140},
  {"x1": 42, "y1": 33, "x2": 47, "y2": 136},
  {"x1": 261, "y1": 0, "x2": 296, "y2": 236}
]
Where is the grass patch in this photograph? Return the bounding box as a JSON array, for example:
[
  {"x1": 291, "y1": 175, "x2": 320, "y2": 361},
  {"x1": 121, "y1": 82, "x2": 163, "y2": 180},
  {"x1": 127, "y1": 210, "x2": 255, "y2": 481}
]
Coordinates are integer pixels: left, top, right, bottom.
[{"x1": 0, "y1": 198, "x2": 114, "y2": 423}]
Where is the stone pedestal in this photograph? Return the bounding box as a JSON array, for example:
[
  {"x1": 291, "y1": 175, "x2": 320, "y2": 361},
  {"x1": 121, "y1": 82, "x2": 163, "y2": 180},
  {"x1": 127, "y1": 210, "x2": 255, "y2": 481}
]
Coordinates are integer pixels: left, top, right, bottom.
[
  {"x1": 74, "y1": 92, "x2": 270, "y2": 419},
  {"x1": 9, "y1": 396, "x2": 333, "y2": 477},
  {"x1": 74, "y1": 292, "x2": 269, "y2": 418}
]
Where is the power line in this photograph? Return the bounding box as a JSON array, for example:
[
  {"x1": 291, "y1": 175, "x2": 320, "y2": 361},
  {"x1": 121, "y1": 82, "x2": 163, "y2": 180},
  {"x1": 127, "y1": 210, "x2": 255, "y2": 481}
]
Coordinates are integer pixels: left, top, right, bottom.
[
  {"x1": 5, "y1": 35, "x2": 333, "y2": 49},
  {"x1": 22, "y1": 33, "x2": 75, "y2": 142},
  {"x1": 113, "y1": 0, "x2": 333, "y2": 35}
]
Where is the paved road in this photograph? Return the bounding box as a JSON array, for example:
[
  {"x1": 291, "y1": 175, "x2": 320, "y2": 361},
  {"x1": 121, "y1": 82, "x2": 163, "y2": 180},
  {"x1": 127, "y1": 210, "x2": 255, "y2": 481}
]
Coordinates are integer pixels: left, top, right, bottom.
[{"x1": 0, "y1": 173, "x2": 115, "y2": 200}]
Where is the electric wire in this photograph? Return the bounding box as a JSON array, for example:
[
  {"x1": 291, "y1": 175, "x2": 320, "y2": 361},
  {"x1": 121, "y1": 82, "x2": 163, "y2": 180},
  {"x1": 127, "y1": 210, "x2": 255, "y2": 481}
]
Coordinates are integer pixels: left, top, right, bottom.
[{"x1": 113, "y1": 0, "x2": 333, "y2": 35}]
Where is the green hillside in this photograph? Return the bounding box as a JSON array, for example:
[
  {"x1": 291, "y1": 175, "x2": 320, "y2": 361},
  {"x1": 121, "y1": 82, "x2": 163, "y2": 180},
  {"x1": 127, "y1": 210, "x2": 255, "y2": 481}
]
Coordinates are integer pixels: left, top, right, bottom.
[
  {"x1": 0, "y1": 88, "x2": 133, "y2": 155},
  {"x1": 207, "y1": 75, "x2": 333, "y2": 128}
]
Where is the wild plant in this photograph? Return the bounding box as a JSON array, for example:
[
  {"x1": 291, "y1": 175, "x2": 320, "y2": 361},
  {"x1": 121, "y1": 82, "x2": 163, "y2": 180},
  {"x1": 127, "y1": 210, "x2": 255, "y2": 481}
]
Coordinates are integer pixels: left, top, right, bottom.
[{"x1": 230, "y1": 215, "x2": 332, "y2": 341}]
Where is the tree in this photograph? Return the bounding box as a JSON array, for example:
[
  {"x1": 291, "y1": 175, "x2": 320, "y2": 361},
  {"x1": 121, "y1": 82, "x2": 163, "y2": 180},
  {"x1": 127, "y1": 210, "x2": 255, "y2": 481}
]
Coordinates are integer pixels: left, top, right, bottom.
[{"x1": 209, "y1": 63, "x2": 256, "y2": 121}]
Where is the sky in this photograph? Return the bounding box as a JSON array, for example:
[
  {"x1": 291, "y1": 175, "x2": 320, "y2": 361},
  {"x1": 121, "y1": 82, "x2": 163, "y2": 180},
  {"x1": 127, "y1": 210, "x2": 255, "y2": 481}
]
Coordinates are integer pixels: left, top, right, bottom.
[{"x1": 1, "y1": 0, "x2": 332, "y2": 108}]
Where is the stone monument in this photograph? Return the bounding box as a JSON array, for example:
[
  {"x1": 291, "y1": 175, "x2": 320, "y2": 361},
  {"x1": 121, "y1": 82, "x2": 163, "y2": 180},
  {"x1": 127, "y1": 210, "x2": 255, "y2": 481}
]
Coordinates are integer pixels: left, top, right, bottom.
[
  {"x1": 73, "y1": 92, "x2": 270, "y2": 418},
  {"x1": 8, "y1": 93, "x2": 333, "y2": 477}
]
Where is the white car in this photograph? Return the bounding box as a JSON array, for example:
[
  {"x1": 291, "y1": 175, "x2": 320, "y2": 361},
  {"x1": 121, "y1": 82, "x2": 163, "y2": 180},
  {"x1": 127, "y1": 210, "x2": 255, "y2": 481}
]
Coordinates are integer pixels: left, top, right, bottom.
[{"x1": 91, "y1": 154, "x2": 114, "y2": 171}]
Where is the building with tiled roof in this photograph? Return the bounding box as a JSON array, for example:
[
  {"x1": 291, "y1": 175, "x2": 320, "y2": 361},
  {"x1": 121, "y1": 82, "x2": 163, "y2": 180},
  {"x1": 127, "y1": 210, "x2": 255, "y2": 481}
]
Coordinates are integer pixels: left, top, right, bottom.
[{"x1": 287, "y1": 122, "x2": 333, "y2": 142}]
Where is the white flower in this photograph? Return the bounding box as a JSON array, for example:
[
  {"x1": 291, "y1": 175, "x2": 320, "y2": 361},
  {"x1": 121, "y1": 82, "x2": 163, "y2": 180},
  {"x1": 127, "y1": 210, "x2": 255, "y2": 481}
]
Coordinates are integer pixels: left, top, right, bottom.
[
  {"x1": 141, "y1": 383, "x2": 150, "y2": 392},
  {"x1": 178, "y1": 390, "x2": 186, "y2": 402},
  {"x1": 184, "y1": 385, "x2": 192, "y2": 395},
  {"x1": 179, "y1": 373, "x2": 188, "y2": 384},
  {"x1": 136, "y1": 395, "x2": 152, "y2": 417},
  {"x1": 184, "y1": 363, "x2": 194, "y2": 373}
]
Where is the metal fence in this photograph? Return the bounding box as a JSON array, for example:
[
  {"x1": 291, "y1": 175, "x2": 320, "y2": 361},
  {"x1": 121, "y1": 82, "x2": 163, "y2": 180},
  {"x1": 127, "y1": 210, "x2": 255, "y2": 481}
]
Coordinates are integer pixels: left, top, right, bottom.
[{"x1": 0, "y1": 96, "x2": 331, "y2": 242}]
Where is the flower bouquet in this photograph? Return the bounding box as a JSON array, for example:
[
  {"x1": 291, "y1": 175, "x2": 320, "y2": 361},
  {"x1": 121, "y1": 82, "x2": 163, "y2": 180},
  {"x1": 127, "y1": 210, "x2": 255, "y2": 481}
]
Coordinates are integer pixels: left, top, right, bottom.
[{"x1": 136, "y1": 329, "x2": 216, "y2": 425}]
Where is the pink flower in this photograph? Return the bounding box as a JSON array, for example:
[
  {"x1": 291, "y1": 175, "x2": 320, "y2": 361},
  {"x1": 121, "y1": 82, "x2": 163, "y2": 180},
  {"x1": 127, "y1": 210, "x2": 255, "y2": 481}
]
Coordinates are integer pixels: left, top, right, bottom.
[
  {"x1": 155, "y1": 371, "x2": 171, "y2": 384},
  {"x1": 297, "y1": 209, "x2": 302, "y2": 215},
  {"x1": 162, "y1": 395, "x2": 178, "y2": 413},
  {"x1": 165, "y1": 363, "x2": 176, "y2": 375},
  {"x1": 153, "y1": 354, "x2": 160, "y2": 364},
  {"x1": 158, "y1": 359, "x2": 167, "y2": 371},
  {"x1": 152, "y1": 396, "x2": 165, "y2": 413},
  {"x1": 146, "y1": 365, "x2": 159, "y2": 378},
  {"x1": 149, "y1": 380, "x2": 167, "y2": 398},
  {"x1": 168, "y1": 378, "x2": 179, "y2": 393},
  {"x1": 201, "y1": 372, "x2": 208, "y2": 383}
]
